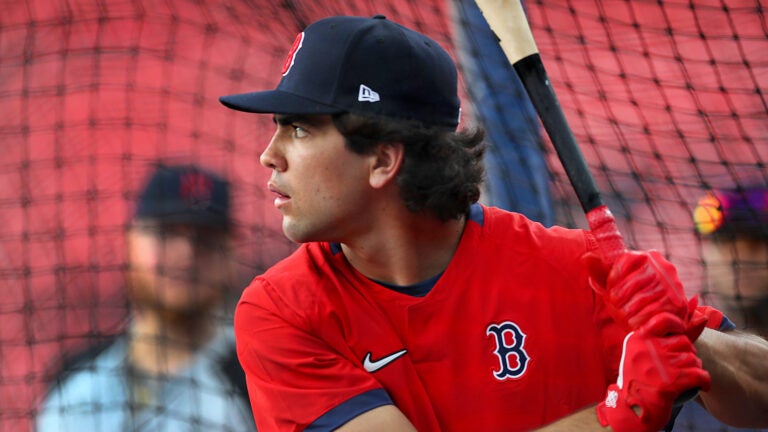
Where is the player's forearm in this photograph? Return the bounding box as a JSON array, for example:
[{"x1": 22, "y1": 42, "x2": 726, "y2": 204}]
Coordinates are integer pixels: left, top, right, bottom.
[{"x1": 695, "y1": 327, "x2": 768, "y2": 427}]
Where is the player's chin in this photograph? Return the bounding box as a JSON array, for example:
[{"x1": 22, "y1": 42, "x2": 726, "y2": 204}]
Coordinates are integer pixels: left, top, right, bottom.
[{"x1": 281, "y1": 219, "x2": 322, "y2": 244}]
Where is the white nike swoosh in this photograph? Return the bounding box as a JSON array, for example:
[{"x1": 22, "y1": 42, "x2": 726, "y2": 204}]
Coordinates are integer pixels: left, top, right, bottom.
[{"x1": 362, "y1": 349, "x2": 407, "y2": 373}]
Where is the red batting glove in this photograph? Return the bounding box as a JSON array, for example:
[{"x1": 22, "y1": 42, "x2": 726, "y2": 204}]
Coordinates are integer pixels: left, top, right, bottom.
[
  {"x1": 584, "y1": 250, "x2": 707, "y2": 341},
  {"x1": 684, "y1": 295, "x2": 710, "y2": 341},
  {"x1": 692, "y1": 304, "x2": 726, "y2": 330},
  {"x1": 682, "y1": 301, "x2": 727, "y2": 341},
  {"x1": 596, "y1": 313, "x2": 711, "y2": 432}
]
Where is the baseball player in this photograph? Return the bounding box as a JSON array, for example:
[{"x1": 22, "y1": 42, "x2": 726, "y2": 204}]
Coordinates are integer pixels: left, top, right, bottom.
[{"x1": 220, "y1": 15, "x2": 768, "y2": 432}]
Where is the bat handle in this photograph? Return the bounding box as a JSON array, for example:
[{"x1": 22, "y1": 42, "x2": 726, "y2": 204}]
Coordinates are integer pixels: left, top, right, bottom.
[
  {"x1": 585, "y1": 205, "x2": 699, "y2": 406},
  {"x1": 674, "y1": 388, "x2": 700, "y2": 407},
  {"x1": 585, "y1": 205, "x2": 626, "y2": 264}
]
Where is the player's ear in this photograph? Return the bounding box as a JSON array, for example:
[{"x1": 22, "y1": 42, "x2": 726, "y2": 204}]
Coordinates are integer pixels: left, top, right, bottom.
[{"x1": 369, "y1": 142, "x2": 404, "y2": 189}]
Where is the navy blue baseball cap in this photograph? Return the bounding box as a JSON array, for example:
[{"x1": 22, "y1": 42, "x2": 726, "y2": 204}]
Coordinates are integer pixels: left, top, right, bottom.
[
  {"x1": 219, "y1": 15, "x2": 461, "y2": 129},
  {"x1": 135, "y1": 164, "x2": 231, "y2": 229}
]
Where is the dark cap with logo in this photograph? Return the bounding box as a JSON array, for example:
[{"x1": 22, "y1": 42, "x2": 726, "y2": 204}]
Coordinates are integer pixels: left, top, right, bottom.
[
  {"x1": 219, "y1": 14, "x2": 461, "y2": 129},
  {"x1": 693, "y1": 187, "x2": 768, "y2": 238},
  {"x1": 135, "y1": 164, "x2": 231, "y2": 229}
]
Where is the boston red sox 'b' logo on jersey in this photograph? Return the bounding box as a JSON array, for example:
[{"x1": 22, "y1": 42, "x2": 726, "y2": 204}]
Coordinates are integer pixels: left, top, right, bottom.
[{"x1": 486, "y1": 321, "x2": 530, "y2": 380}]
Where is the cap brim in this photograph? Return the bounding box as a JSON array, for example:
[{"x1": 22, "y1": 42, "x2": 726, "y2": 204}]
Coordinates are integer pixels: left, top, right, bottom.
[{"x1": 219, "y1": 90, "x2": 344, "y2": 115}]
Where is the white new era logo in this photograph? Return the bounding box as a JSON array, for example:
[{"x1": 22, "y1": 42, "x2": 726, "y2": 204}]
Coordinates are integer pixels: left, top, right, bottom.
[{"x1": 358, "y1": 84, "x2": 380, "y2": 102}]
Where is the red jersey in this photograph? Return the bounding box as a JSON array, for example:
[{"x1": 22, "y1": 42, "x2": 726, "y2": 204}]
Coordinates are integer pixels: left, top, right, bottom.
[{"x1": 235, "y1": 204, "x2": 624, "y2": 431}]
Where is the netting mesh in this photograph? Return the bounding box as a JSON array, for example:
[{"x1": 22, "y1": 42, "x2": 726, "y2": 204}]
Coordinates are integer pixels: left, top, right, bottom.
[
  {"x1": 524, "y1": 0, "x2": 767, "y2": 292},
  {"x1": 1, "y1": 0, "x2": 766, "y2": 430},
  {"x1": 1, "y1": 1, "x2": 455, "y2": 430}
]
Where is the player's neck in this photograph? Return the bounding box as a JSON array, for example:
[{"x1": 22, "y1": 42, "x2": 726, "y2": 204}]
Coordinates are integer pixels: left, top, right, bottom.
[
  {"x1": 127, "y1": 310, "x2": 216, "y2": 375},
  {"x1": 340, "y1": 212, "x2": 466, "y2": 287}
]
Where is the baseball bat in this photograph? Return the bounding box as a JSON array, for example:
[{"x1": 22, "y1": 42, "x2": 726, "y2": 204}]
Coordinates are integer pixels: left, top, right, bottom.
[
  {"x1": 471, "y1": 0, "x2": 625, "y2": 263},
  {"x1": 471, "y1": 0, "x2": 697, "y2": 405}
]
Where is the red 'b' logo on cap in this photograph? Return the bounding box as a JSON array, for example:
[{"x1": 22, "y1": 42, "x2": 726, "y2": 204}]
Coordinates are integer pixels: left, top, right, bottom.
[
  {"x1": 281, "y1": 32, "x2": 304, "y2": 77},
  {"x1": 180, "y1": 172, "x2": 214, "y2": 209}
]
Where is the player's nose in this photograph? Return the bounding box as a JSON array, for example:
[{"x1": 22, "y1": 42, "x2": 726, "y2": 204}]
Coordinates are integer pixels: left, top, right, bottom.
[{"x1": 260, "y1": 133, "x2": 286, "y2": 171}]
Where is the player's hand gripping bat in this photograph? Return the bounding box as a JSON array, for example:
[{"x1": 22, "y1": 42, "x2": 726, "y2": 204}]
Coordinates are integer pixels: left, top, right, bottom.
[{"x1": 471, "y1": 0, "x2": 698, "y2": 407}]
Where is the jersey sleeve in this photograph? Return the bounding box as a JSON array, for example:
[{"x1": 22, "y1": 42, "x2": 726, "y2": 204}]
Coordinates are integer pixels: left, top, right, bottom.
[{"x1": 234, "y1": 278, "x2": 388, "y2": 432}]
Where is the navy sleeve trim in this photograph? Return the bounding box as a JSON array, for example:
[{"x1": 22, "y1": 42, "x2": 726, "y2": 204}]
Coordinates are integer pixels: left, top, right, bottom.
[
  {"x1": 719, "y1": 314, "x2": 737, "y2": 332},
  {"x1": 305, "y1": 388, "x2": 393, "y2": 432}
]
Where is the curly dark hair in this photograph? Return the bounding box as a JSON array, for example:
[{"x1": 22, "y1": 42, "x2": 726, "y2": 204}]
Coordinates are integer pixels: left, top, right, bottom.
[{"x1": 332, "y1": 113, "x2": 486, "y2": 221}]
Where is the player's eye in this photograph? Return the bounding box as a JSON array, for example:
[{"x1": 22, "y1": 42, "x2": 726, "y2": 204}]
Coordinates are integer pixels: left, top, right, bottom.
[{"x1": 293, "y1": 125, "x2": 308, "y2": 138}]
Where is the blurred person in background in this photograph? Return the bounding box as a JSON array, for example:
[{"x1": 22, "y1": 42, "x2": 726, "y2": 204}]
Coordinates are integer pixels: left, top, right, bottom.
[
  {"x1": 672, "y1": 186, "x2": 768, "y2": 431},
  {"x1": 35, "y1": 163, "x2": 255, "y2": 431},
  {"x1": 694, "y1": 187, "x2": 768, "y2": 336}
]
